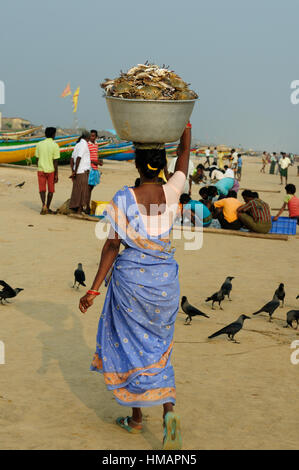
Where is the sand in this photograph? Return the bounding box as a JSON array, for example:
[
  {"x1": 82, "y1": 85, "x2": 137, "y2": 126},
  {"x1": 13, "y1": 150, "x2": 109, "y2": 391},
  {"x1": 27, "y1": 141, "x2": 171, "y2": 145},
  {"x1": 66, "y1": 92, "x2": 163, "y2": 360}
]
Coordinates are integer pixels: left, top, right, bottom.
[{"x1": 0, "y1": 157, "x2": 298, "y2": 450}]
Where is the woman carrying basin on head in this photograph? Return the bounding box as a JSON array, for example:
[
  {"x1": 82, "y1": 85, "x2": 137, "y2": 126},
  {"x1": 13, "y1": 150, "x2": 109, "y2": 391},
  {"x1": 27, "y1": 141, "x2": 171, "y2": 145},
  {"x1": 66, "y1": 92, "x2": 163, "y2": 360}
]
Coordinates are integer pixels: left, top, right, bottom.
[{"x1": 79, "y1": 124, "x2": 192, "y2": 450}]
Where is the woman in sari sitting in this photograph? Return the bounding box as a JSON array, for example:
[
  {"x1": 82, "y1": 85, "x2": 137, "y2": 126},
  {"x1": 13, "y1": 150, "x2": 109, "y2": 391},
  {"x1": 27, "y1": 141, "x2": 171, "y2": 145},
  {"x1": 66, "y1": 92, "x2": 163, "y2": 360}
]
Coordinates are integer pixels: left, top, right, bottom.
[{"x1": 79, "y1": 125, "x2": 191, "y2": 450}]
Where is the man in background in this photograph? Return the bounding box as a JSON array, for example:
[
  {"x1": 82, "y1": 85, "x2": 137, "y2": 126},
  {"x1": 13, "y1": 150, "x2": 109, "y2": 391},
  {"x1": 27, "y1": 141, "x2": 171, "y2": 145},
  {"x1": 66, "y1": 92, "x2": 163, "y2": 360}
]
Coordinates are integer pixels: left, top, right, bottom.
[
  {"x1": 236, "y1": 154, "x2": 243, "y2": 181},
  {"x1": 213, "y1": 190, "x2": 242, "y2": 230},
  {"x1": 237, "y1": 190, "x2": 271, "y2": 233},
  {"x1": 35, "y1": 126, "x2": 60, "y2": 215},
  {"x1": 204, "y1": 147, "x2": 211, "y2": 166},
  {"x1": 70, "y1": 130, "x2": 91, "y2": 214},
  {"x1": 278, "y1": 152, "x2": 291, "y2": 185}
]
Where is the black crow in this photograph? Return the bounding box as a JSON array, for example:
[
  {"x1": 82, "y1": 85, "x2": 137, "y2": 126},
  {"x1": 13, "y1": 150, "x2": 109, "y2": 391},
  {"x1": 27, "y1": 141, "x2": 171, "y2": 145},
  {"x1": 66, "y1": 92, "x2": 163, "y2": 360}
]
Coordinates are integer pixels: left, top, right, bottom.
[
  {"x1": 284, "y1": 310, "x2": 299, "y2": 329},
  {"x1": 73, "y1": 263, "x2": 86, "y2": 289},
  {"x1": 275, "y1": 283, "x2": 285, "y2": 307},
  {"x1": 252, "y1": 294, "x2": 280, "y2": 322},
  {"x1": 0, "y1": 280, "x2": 23, "y2": 304},
  {"x1": 181, "y1": 296, "x2": 209, "y2": 325},
  {"x1": 15, "y1": 181, "x2": 25, "y2": 188},
  {"x1": 205, "y1": 289, "x2": 225, "y2": 310},
  {"x1": 208, "y1": 314, "x2": 250, "y2": 343},
  {"x1": 220, "y1": 276, "x2": 234, "y2": 300}
]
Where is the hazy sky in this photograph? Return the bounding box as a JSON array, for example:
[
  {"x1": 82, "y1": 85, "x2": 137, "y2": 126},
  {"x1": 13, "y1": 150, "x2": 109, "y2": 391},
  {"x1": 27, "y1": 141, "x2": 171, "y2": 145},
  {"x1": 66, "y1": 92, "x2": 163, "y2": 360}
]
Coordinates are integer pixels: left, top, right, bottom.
[{"x1": 1, "y1": 0, "x2": 299, "y2": 151}]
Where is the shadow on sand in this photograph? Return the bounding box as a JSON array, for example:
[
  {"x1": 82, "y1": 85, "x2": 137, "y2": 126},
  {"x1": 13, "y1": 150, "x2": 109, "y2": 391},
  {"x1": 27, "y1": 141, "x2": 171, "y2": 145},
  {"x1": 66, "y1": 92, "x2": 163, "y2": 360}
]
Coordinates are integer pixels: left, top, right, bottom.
[{"x1": 15, "y1": 299, "x2": 161, "y2": 449}]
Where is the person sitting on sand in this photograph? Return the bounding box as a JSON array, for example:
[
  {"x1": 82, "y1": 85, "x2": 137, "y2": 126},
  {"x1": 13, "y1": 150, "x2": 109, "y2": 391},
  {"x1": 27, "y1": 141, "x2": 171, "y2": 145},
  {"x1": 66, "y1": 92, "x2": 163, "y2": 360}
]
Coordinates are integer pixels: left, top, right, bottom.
[
  {"x1": 207, "y1": 185, "x2": 218, "y2": 203},
  {"x1": 273, "y1": 184, "x2": 299, "y2": 225},
  {"x1": 180, "y1": 193, "x2": 212, "y2": 227},
  {"x1": 210, "y1": 168, "x2": 225, "y2": 181},
  {"x1": 192, "y1": 164, "x2": 207, "y2": 184},
  {"x1": 213, "y1": 190, "x2": 242, "y2": 230},
  {"x1": 199, "y1": 186, "x2": 211, "y2": 208},
  {"x1": 35, "y1": 126, "x2": 60, "y2": 215},
  {"x1": 214, "y1": 176, "x2": 235, "y2": 198},
  {"x1": 237, "y1": 190, "x2": 272, "y2": 233}
]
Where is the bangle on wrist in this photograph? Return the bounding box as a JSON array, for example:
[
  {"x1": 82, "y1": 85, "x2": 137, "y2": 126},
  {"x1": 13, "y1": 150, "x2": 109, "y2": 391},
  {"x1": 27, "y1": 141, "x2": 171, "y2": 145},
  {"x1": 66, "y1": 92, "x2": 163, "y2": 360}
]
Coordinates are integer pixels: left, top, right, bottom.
[
  {"x1": 186, "y1": 123, "x2": 192, "y2": 129},
  {"x1": 87, "y1": 290, "x2": 100, "y2": 296}
]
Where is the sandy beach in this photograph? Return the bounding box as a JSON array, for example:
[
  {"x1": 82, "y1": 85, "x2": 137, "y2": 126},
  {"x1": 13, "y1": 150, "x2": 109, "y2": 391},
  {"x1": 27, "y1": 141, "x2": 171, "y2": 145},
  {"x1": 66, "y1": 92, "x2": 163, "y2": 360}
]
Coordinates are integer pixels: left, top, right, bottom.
[{"x1": 0, "y1": 156, "x2": 298, "y2": 450}]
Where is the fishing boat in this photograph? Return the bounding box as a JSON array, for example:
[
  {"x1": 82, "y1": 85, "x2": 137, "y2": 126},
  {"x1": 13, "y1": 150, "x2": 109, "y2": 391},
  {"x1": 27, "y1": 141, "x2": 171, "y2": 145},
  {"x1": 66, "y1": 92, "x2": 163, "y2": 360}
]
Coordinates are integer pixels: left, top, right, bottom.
[
  {"x1": 0, "y1": 126, "x2": 43, "y2": 140},
  {"x1": 0, "y1": 135, "x2": 79, "y2": 164}
]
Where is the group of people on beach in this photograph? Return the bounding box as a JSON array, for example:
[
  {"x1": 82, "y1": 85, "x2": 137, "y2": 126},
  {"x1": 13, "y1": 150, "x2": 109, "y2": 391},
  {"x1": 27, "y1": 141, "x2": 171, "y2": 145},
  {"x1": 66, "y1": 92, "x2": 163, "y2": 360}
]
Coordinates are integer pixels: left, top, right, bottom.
[
  {"x1": 263, "y1": 151, "x2": 294, "y2": 184},
  {"x1": 35, "y1": 127, "x2": 102, "y2": 215},
  {"x1": 179, "y1": 188, "x2": 273, "y2": 233},
  {"x1": 178, "y1": 179, "x2": 299, "y2": 233},
  {"x1": 196, "y1": 147, "x2": 243, "y2": 181}
]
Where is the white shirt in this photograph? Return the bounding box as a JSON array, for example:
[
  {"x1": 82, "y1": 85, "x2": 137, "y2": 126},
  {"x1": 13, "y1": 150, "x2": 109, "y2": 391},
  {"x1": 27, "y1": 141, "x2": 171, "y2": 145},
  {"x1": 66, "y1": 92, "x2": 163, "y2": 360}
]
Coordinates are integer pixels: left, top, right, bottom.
[
  {"x1": 211, "y1": 169, "x2": 224, "y2": 180},
  {"x1": 71, "y1": 142, "x2": 81, "y2": 168},
  {"x1": 232, "y1": 152, "x2": 238, "y2": 164},
  {"x1": 279, "y1": 157, "x2": 291, "y2": 169},
  {"x1": 75, "y1": 139, "x2": 91, "y2": 174},
  {"x1": 168, "y1": 157, "x2": 194, "y2": 194},
  {"x1": 224, "y1": 168, "x2": 234, "y2": 178},
  {"x1": 205, "y1": 149, "x2": 210, "y2": 157}
]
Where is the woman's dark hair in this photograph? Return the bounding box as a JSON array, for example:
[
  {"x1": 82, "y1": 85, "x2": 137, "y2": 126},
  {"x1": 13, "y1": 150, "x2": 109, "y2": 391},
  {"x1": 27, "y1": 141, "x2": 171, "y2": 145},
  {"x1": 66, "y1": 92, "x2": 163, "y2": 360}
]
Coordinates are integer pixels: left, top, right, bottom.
[
  {"x1": 227, "y1": 190, "x2": 237, "y2": 198},
  {"x1": 45, "y1": 127, "x2": 56, "y2": 138},
  {"x1": 135, "y1": 178, "x2": 141, "y2": 187},
  {"x1": 285, "y1": 183, "x2": 296, "y2": 194},
  {"x1": 180, "y1": 193, "x2": 191, "y2": 205},
  {"x1": 197, "y1": 164, "x2": 205, "y2": 170},
  {"x1": 135, "y1": 148, "x2": 166, "y2": 179},
  {"x1": 251, "y1": 192, "x2": 259, "y2": 198}
]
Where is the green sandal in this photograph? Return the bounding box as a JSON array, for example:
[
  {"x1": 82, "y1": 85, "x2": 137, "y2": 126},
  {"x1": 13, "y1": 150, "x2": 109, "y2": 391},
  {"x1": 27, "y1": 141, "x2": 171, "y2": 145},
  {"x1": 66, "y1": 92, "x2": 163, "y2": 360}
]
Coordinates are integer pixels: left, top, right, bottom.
[
  {"x1": 116, "y1": 416, "x2": 143, "y2": 434},
  {"x1": 163, "y1": 412, "x2": 182, "y2": 450}
]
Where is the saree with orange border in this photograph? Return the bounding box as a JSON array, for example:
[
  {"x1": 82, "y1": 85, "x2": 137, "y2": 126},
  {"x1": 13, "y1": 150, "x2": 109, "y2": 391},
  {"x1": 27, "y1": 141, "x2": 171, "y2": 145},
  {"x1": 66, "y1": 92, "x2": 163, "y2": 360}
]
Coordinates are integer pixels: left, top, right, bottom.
[{"x1": 90, "y1": 186, "x2": 179, "y2": 407}]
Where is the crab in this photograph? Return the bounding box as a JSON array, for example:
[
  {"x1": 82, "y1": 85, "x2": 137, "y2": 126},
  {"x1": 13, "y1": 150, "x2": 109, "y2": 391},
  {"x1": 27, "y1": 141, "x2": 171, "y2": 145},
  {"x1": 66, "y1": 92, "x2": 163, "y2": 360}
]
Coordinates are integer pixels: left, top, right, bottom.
[{"x1": 100, "y1": 63, "x2": 198, "y2": 100}]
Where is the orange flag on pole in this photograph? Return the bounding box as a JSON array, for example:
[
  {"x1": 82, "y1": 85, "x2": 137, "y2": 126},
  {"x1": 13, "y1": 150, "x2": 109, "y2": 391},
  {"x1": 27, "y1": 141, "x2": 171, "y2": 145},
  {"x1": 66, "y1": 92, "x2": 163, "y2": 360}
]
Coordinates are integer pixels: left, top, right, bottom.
[
  {"x1": 61, "y1": 83, "x2": 71, "y2": 98},
  {"x1": 72, "y1": 86, "x2": 80, "y2": 113}
]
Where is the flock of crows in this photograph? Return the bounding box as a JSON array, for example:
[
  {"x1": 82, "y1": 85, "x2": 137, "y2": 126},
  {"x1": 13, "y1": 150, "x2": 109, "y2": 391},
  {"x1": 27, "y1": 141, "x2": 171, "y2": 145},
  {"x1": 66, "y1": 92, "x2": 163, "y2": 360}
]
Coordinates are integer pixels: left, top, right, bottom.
[
  {"x1": 181, "y1": 277, "x2": 299, "y2": 343},
  {"x1": 1, "y1": 269, "x2": 299, "y2": 344}
]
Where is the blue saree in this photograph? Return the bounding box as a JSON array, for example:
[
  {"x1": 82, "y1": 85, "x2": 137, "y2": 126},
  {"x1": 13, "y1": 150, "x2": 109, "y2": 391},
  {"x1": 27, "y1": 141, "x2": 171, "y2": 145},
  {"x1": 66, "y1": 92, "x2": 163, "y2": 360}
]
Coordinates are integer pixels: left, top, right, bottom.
[{"x1": 91, "y1": 186, "x2": 179, "y2": 407}]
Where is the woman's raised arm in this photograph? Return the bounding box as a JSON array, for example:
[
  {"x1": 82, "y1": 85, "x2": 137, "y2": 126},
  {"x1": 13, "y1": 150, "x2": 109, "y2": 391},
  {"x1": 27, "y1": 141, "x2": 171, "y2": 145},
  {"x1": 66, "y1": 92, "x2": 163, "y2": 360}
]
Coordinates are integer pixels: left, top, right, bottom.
[{"x1": 174, "y1": 124, "x2": 191, "y2": 176}]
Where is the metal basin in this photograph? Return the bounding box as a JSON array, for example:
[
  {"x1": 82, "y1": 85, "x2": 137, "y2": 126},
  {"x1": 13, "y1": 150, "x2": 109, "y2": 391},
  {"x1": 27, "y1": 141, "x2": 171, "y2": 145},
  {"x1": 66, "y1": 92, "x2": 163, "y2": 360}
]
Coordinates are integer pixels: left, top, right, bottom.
[{"x1": 106, "y1": 96, "x2": 197, "y2": 143}]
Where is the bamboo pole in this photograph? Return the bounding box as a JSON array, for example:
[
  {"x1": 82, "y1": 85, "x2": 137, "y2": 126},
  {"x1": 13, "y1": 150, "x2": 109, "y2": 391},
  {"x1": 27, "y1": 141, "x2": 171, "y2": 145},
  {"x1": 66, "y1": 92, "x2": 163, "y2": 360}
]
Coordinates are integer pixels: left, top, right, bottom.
[
  {"x1": 239, "y1": 188, "x2": 281, "y2": 193},
  {"x1": 67, "y1": 213, "x2": 99, "y2": 222},
  {"x1": 66, "y1": 215, "x2": 290, "y2": 240},
  {"x1": 173, "y1": 225, "x2": 288, "y2": 241}
]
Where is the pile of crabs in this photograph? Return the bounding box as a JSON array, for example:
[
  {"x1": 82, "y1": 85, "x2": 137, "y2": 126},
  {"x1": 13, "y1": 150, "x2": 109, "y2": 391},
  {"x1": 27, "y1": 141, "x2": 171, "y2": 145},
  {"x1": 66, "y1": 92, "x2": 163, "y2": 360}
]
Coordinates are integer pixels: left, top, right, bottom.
[{"x1": 101, "y1": 63, "x2": 198, "y2": 100}]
